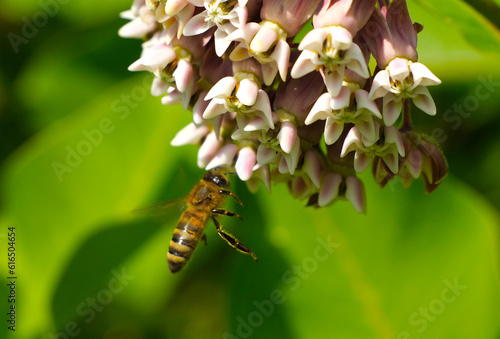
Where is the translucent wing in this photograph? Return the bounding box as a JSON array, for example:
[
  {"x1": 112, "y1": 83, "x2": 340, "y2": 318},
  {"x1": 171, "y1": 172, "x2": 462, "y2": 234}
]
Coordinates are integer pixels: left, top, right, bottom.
[{"x1": 133, "y1": 196, "x2": 188, "y2": 217}]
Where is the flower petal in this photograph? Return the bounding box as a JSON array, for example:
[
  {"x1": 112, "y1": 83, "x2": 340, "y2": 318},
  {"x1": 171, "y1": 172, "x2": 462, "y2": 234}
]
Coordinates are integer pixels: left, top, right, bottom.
[
  {"x1": 261, "y1": 62, "x2": 279, "y2": 86},
  {"x1": 345, "y1": 43, "x2": 369, "y2": 78},
  {"x1": 290, "y1": 50, "x2": 320, "y2": 79},
  {"x1": 323, "y1": 68, "x2": 344, "y2": 97},
  {"x1": 303, "y1": 151, "x2": 322, "y2": 188},
  {"x1": 236, "y1": 78, "x2": 259, "y2": 106},
  {"x1": 271, "y1": 39, "x2": 291, "y2": 81},
  {"x1": 203, "y1": 99, "x2": 228, "y2": 119},
  {"x1": 383, "y1": 95, "x2": 403, "y2": 126},
  {"x1": 410, "y1": 62, "x2": 441, "y2": 87},
  {"x1": 345, "y1": 176, "x2": 365, "y2": 213},
  {"x1": 368, "y1": 70, "x2": 391, "y2": 100},
  {"x1": 278, "y1": 156, "x2": 289, "y2": 174},
  {"x1": 412, "y1": 87, "x2": 437, "y2": 116},
  {"x1": 250, "y1": 27, "x2": 277, "y2": 53},
  {"x1": 318, "y1": 172, "x2": 342, "y2": 207},
  {"x1": 165, "y1": 0, "x2": 188, "y2": 16},
  {"x1": 171, "y1": 123, "x2": 209, "y2": 146},
  {"x1": 151, "y1": 78, "x2": 169, "y2": 97},
  {"x1": 306, "y1": 92, "x2": 332, "y2": 125},
  {"x1": 384, "y1": 126, "x2": 405, "y2": 156},
  {"x1": 283, "y1": 139, "x2": 300, "y2": 175},
  {"x1": 383, "y1": 152, "x2": 399, "y2": 174},
  {"x1": 183, "y1": 11, "x2": 212, "y2": 36},
  {"x1": 205, "y1": 76, "x2": 237, "y2": 100},
  {"x1": 235, "y1": 147, "x2": 257, "y2": 181},
  {"x1": 355, "y1": 117, "x2": 376, "y2": 143},
  {"x1": 387, "y1": 57, "x2": 410, "y2": 83},
  {"x1": 214, "y1": 28, "x2": 232, "y2": 56},
  {"x1": 173, "y1": 59, "x2": 194, "y2": 93},
  {"x1": 206, "y1": 143, "x2": 238, "y2": 169},
  {"x1": 242, "y1": 116, "x2": 269, "y2": 131},
  {"x1": 278, "y1": 121, "x2": 297, "y2": 154},
  {"x1": 355, "y1": 89, "x2": 382, "y2": 118},
  {"x1": 354, "y1": 152, "x2": 371, "y2": 173},
  {"x1": 407, "y1": 149, "x2": 422, "y2": 178},
  {"x1": 330, "y1": 86, "x2": 351, "y2": 110},
  {"x1": 324, "y1": 117, "x2": 344, "y2": 145},
  {"x1": 197, "y1": 132, "x2": 222, "y2": 168},
  {"x1": 229, "y1": 42, "x2": 251, "y2": 61},
  {"x1": 192, "y1": 91, "x2": 209, "y2": 124},
  {"x1": 298, "y1": 28, "x2": 327, "y2": 51},
  {"x1": 257, "y1": 143, "x2": 279, "y2": 165},
  {"x1": 253, "y1": 90, "x2": 274, "y2": 128},
  {"x1": 341, "y1": 127, "x2": 362, "y2": 157},
  {"x1": 226, "y1": 22, "x2": 260, "y2": 42}
]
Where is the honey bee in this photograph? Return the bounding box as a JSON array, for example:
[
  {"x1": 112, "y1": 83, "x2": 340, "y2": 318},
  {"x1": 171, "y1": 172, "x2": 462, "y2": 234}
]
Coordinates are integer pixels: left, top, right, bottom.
[{"x1": 139, "y1": 169, "x2": 258, "y2": 273}]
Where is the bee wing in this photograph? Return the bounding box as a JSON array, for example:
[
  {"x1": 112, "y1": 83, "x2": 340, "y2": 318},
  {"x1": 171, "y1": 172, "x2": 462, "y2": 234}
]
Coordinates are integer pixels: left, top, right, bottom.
[{"x1": 132, "y1": 196, "x2": 188, "y2": 217}]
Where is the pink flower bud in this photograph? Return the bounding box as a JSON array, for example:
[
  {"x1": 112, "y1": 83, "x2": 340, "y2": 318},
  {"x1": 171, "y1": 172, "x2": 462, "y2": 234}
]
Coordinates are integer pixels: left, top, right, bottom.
[
  {"x1": 199, "y1": 45, "x2": 233, "y2": 86},
  {"x1": 232, "y1": 59, "x2": 265, "y2": 85},
  {"x1": 360, "y1": 0, "x2": 418, "y2": 69},
  {"x1": 386, "y1": 0, "x2": 418, "y2": 62},
  {"x1": 359, "y1": 8, "x2": 396, "y2": 68},
  {"x1": 273, "y1": 72, "x2": 325, "y2": 124},
  {"x1": 313, "y1": 0, "x2": 377, "y2": 35},
  {"x1": 418, "y1": 135, "x2": 448, "y2": 193},
  {"x1": 261, "y1": 0, "x2": 323, "y2": 36}
]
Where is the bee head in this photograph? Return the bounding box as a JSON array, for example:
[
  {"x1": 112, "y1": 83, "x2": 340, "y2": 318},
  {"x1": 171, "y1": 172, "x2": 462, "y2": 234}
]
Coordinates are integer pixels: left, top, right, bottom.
[{"x1": 204, "y1": 170, "x2": 230, "y2": 188}]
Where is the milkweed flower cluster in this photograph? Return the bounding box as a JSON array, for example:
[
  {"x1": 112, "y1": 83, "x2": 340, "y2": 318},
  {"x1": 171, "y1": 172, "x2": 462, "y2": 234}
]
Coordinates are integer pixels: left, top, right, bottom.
[{"x1": 119, "y1": 0, "x2": 448, "y2": 213}]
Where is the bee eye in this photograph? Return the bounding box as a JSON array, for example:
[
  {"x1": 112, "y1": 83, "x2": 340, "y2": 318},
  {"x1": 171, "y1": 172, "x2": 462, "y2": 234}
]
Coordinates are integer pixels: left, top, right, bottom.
[{"x1": 213, "y1": 175, "x2": 229, "y2": 187}]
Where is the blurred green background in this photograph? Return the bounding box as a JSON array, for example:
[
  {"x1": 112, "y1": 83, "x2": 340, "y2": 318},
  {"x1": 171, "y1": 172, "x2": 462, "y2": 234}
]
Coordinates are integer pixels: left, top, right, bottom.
[{"x1": 1, "y1": 0, "x2": 500, "y2": 338}]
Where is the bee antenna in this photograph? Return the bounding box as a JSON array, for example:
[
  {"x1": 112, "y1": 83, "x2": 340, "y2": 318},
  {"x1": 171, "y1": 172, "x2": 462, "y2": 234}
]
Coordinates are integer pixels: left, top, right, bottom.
[{"x1": 224, "y1": 171, "x2": 237, "y2": 176}]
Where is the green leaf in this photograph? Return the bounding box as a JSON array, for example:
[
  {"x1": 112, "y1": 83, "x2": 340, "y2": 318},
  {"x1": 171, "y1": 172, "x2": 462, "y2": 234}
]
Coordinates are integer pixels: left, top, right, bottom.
[
  {"x1": 12, "y1": 18, "x2": 143, "y2": 132},
  {"x1": 50, "y1": 219, "x2": 164, "y2": 331},
  {"x1": 412, "y1": 0, "x2": 500, "y2": 56},
  {"x1": 0, "y1": 75, "x2": 193, "y2": 338},
  {"x1": 0, "y1": 0, "x2": 126, "y2": 26},
  {"x1": 463, "y1": 0, "x2": 500, "y2": 29},
  {"x1": 222, "y1": 176, "x2": 500, "y2": 338}
]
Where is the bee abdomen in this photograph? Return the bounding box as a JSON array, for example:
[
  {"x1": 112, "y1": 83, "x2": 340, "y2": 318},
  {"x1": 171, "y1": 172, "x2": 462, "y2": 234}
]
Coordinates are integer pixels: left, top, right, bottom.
[{"x1": 167, "y1": 214, "x2": 204, "y2": 273}]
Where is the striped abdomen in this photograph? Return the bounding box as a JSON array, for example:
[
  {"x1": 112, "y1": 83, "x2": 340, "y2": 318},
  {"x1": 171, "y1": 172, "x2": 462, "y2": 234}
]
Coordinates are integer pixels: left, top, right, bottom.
[{"x1": 167, "y1": 209, "x2": 208, "y2": 273}]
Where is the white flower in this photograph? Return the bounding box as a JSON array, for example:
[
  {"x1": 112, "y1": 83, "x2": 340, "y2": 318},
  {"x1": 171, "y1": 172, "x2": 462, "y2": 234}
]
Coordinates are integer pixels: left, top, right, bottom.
[
  {"x1": 341, "y1": 123, "x2": 405, "y2": 174},
  {"x1": 203, "y1": 75, "x2": 274, "y2": 130},
  {"x1": 291, "y1": 26, "x2": 369, "y2": 97},
  {"x1": 171, "y1": 122, "x2": 209, "y2": 146},
  {"x1": 197, "y1": 131, "x2": 223, "y2": 168},
  {"x1": 183, "y1": 0, "x2": 248, "y2": 56},
  {"x1": 306, "y1": 86, "x2": 381, "y2": 145},
  {"x1": 232, "y1": 116, "x2": 301, "y2": 176},
  {"x1": 128, "y1": 32, "x2": 197, "y2": 108},
  {"x1": 206, "y1": 143, "x2": 239, "y2": 169},
  {"x1": 119, "y1": 3, "x2": 158, "y2": 39},
  {"x1": 235, "y1": 146, "x2": 257, "y2": 181},
  {"x1": 146, "y1": 0, "x2": 196, "y2": 43},
  {"x1": 226, "y1": 21, "x2": 291, "y2": 85},
  {"x1": 369, "y1": 57, "x2": 441, "y2": 126}
]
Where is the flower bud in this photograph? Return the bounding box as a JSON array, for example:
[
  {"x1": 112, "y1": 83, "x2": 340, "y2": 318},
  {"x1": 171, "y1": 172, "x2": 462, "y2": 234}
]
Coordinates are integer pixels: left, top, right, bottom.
[
  {"x1": 313, "y1": 0, "x2": 377, "y2": 35},
  {"x1": 418, "y1": 135, "x2": 448, "y2": 193},
  {"x1": 273, "y1": 72, "x2": 325, "y2": 125},
  {"x1": 359, "y1": 8, "x2": 396, "y2": 69},
  {"x1": 386, "y1": 0, "x2": 418, "y2": 62},
  {"x1": 261, "y1": 0, "x2": 323, "y2": 36}
]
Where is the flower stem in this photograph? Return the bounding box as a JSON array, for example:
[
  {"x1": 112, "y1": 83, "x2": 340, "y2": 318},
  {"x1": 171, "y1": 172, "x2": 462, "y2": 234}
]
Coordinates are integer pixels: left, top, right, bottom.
[{"x1": 401, "y1": 98, "x2": 412, "y2": 131}]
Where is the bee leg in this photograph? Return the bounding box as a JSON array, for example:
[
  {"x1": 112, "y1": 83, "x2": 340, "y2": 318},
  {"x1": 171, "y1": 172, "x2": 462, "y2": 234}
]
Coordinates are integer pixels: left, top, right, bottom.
[
  {"x1": 201, "y1": 233, "x2": 208, "y2": 246},
  {"x1": 218, "y1": 190, "x2": 244, "y2": 206},
  {"x1": 212, "y1": 217, "x2": 258, "y2": 261},
  {"x1": 212, "y1": 208, "x2": 243, "y2": 220}
]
